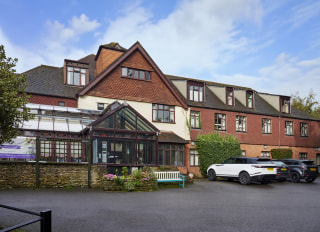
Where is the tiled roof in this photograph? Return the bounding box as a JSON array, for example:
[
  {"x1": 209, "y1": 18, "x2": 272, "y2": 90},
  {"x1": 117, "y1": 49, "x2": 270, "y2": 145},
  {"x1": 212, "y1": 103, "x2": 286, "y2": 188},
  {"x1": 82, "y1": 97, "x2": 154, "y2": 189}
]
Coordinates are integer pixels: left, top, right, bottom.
[
  {"x1": 24, "y1": 65, "x2": 82, "y2": 98},
  {"x1": 158, "y1": 131, "x2": 189, "y2": 144},
  {"x1": 165, "y1": 74, "x2": 320, "y2": 121}
]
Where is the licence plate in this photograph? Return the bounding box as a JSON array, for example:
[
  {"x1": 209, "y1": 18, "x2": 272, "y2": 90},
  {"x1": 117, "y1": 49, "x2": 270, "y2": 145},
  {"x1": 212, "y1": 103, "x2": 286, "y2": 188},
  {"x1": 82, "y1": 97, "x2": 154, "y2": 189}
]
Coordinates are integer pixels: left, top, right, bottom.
[
  {"x1": 267, "y1": 168, "x2": 274, "y2": 171},
  {"x1": 310, "y1": 168, "x2": 317, "y2": 171},
  {"x1": 281, "y1": 168, "x2": 287, "y2": 171}
]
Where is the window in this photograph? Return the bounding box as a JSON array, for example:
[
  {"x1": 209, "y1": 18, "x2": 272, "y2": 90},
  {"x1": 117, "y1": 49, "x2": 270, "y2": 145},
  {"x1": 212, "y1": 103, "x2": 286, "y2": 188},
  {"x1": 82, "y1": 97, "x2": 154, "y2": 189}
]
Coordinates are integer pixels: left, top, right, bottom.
[
  {"x1": 190, "y1": 149, "x2": 199, "y2": 166},
  {"x1": 226, "y1": 87, "x2": 234, "y2": 106},
  {"x1": 67, "y1": 66, "x2": 87, "y2": 86},
  {"x1": 261, "y1": 151, "x2": 271, "y2": 158},
  {"x1": 241, "y1": 150, "x2": 246, "y2": 157},
  {"x1": 300, "y1": 122, "x2": 308, "y2": 137},
  {"x1": 158, "y1": 144, "x2": 184, "y2": 166},
  {"x1": 190, "y1": 111, "x2": 200, "y2": 129},
  {"x1": 97, "y1": 103, "x2": 104, "y2": 111},
  {"x1": 262, "y1": 118, "x2": 271, "y2": 134},
  {"x1": 285, "y1": 121, "x2": 293, "y2": 136},
  {"x1": 280, "y1": 97, "x2": 290, "y2": 113},
  {"x1": 58, "y1": 101, "x2": 65, "y2": 106},
  {"x1": 236, "y1": 115, "x2": 247, "y2": 132},
  {"x1": 121, "y1": 67, "x2": 151, "y2": 81},
  {"x1": 40, "y1": 140, "x2": 86, "y2": 163},
  {"x1": 56, "y1": 141, "x2": 67, "y2": 162},
  {"x1": 152, "y1": 104, "x2": 175, "y2": 123},
  {"x1": 299, "y1": 153, "x2": 307, "y2": 160},
  {"x1": 188, "y1": 83, "x2": 204, "y2": 102},
  {"x1": 247, "y1": 91, "x2": 253, "y2": 108},
  {"x1": 214, "y1": 113, "x2": 226, "y2": 130}
]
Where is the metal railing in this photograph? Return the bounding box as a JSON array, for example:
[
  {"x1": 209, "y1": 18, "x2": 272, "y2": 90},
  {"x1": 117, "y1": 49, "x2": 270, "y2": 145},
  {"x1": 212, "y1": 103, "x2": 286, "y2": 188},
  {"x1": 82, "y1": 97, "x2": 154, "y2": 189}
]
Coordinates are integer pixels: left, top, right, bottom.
[{"x1": 0, "y1": 204, "x2": 51, "y2": 232}]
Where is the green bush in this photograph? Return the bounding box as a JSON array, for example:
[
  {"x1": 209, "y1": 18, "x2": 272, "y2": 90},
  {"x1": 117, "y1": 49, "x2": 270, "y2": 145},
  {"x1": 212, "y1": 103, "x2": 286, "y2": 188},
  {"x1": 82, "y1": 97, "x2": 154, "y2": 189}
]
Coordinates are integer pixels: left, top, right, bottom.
[
  {"x1": 122, "y1": 167, "x2": 129, "y2": 177},
  {"x1": 271, "y1": 149, "x2": 292, "y2": 159},
  {"x1": 196, "y1": 132, "x2": 241, "y2": 176}
]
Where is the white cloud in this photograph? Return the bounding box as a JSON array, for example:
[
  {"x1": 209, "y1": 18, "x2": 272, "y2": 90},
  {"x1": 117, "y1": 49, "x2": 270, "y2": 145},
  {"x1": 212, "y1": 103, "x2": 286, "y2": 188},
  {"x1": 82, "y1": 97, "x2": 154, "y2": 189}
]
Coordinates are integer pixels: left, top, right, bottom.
[
  {"x1": 98, "y1": 0, "x2": 264, "y2": 77},
  {"x1": 209, "y1": 52, "x2": 320, "y2": 100},
  {"x1": 0, "y1": 27, "x2": 45, "y2": 73},
  {"x1": 70, "y1": 14, "x2": 100, "y2": 34},
  {"x1": 1, "y1": 14, "x2": 100, "y2": 72},
  {"x1": 45, "y1": 14, "x2": 100, "y2": 45},
  {"x1": 258, "y1": 53, "x2": 320, "y2": 97},
  {"x1": 289, "y1": 1, "x2": 320, "y2": 30}
]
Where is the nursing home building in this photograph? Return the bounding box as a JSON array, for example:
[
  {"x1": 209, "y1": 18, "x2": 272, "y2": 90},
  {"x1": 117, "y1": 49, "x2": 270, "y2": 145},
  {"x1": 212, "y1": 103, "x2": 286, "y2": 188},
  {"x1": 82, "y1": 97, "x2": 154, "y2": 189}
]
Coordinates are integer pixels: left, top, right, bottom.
[{"x1": 3, "y1": 41, "x2": 320, "y2": 176}]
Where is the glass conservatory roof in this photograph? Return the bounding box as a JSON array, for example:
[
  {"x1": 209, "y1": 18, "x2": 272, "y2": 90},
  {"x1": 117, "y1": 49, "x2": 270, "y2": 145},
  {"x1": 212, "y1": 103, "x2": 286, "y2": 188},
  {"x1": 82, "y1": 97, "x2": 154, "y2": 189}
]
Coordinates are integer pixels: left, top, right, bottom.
[{"x1": 20, "y1": 103, "x2": 101, "y2": 133}]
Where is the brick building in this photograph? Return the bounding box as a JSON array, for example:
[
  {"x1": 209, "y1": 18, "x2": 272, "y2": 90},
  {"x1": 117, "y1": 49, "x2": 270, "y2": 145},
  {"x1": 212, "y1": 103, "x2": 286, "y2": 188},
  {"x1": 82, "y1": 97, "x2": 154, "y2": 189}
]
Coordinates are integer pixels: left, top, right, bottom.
[{"x1": 4, "y1": 41, "x2": 320, "y2": 176}]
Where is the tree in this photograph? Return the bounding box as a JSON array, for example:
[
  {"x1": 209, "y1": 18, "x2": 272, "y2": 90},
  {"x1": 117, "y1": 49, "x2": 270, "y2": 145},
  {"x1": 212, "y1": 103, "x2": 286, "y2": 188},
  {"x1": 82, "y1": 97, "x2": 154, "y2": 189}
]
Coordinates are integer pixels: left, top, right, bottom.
[
  {"x1": 292, "y1": 90, "x2": 320, "y2": 119},
  {"x1": 0, "y1": 45, "x2": 33, "y2": 145}
]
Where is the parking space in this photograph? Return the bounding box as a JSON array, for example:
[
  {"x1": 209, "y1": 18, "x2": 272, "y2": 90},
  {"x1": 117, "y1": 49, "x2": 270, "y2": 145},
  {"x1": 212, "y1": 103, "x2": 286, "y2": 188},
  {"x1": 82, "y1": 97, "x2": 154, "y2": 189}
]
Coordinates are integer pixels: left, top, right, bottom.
[{"x1": 1, "y1": 179, "x2": 320, "y2": 232}]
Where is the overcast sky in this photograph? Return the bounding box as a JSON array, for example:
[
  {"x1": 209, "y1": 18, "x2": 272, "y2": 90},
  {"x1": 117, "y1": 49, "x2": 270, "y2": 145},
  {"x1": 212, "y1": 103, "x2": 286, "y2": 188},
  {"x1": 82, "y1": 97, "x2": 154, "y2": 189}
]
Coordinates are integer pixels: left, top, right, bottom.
[{"x1": 1, "y1": 0, "x2": 320, "y2": 99}]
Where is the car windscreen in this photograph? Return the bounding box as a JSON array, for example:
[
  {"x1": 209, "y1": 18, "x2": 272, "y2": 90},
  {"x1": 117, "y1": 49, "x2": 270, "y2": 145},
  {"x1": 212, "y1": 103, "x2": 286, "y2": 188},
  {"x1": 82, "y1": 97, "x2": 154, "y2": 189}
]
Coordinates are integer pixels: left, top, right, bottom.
[
  {"x1": 256, "y1": 158, "x2": 272, "y2": 163},
  {"x1": 302, "y1": 161, "x2": 314, "y2": 165},
  {"x1": 272, "y1": 161, "x2": 285, "y2": 165}
]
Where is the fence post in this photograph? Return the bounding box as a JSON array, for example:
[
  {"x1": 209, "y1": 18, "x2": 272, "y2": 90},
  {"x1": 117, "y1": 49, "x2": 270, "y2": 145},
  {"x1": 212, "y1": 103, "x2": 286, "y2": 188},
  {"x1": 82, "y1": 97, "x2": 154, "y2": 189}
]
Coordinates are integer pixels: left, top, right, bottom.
[
  {"x1": 40, "y1": 209, "x2": 52, "y2": 232},
  {"x1": 87, "y1": 140, "x2": 92, "y2": 188},
  {"x1": 36, "y1": 137, "x2": 40, "y2": 188}
]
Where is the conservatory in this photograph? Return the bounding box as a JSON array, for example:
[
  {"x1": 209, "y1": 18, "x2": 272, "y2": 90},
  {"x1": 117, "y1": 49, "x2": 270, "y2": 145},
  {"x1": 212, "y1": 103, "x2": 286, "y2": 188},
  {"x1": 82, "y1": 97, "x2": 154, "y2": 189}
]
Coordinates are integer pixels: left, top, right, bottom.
[{"x1": 87, "y1": 101, "x2": 159, "y2": 167}]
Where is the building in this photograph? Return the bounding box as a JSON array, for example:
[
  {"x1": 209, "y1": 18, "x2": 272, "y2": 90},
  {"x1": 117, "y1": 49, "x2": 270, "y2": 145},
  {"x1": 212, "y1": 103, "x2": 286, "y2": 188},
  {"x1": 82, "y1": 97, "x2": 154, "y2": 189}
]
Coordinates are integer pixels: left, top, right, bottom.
[{"x1": 2, "y1": 41, "x2": 320, "y2": 176}]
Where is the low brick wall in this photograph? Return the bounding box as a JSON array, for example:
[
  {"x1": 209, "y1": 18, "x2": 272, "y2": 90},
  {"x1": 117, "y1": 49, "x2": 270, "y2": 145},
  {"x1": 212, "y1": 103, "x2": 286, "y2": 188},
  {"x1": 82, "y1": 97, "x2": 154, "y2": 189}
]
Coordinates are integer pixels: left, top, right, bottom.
[
  {"x1": 0, "y1": 162, "x2": 37, "y2": 189},
  {"x1": 0, "y1": 162, "x2": 192, "y2": 190},
  {"x1": 0, "y1": 161, "x2": 109, "y2": 189}
]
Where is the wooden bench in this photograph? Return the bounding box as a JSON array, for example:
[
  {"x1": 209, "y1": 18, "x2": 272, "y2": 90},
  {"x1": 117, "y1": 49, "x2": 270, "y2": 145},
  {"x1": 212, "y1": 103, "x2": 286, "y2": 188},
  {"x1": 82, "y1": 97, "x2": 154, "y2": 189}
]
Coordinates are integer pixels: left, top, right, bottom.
[{"x1": 154, "y1": 171, "x2": 185, "y2": 188}]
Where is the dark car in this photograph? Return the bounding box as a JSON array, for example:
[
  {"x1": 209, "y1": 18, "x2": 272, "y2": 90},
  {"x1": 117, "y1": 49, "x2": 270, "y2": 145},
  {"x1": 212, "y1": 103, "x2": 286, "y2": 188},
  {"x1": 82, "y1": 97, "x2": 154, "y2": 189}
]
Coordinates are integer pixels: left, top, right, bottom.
[
  {"x1": 271, "y1": 160, "x2": 290, "y2": 182},
  {"x1": 280, "y1": 159, "x2": 318, "y2": 183}
]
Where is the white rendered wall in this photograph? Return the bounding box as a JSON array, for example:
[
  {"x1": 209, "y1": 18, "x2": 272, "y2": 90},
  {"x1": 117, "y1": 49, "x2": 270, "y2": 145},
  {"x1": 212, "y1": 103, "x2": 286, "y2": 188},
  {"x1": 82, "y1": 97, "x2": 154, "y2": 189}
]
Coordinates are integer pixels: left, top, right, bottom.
[{"x1": 78, "y1": 96, "x2": 190, "y2": 140}]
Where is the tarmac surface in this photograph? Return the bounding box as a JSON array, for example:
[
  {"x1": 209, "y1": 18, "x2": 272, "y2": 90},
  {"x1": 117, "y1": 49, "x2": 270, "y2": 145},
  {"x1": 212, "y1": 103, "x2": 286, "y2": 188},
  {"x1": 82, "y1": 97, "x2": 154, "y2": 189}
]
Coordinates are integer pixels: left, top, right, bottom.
[{"x1": 1, "y1": 178, "x2": 320, "y2": 232}]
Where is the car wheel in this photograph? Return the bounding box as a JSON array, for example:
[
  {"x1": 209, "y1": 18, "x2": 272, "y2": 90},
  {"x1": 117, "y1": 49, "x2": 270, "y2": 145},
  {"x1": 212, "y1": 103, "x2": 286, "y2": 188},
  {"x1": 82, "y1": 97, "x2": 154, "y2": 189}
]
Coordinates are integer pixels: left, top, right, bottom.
[
  {"x1": 208, "y1": 169, "x2": 217, "y2": 181},
  {"x1": 239, "y1": 172, "x2": 251, "y2": 185},
  {"x1": 306, "y1": 178, "x2": 315, "y2": 183},
  {"x1": 291, "y1": 172, "x2": 300, "y2": 183}
]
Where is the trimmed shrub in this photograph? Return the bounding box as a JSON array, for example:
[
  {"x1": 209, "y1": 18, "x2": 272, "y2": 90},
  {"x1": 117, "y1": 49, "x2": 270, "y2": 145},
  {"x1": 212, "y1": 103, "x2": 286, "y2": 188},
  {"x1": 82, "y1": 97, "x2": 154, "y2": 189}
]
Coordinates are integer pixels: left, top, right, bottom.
[
  {"x1": 271, "y1": 149, "x2": 292, "y2": 159},
  {"x1": 196, "y1": 132, "x2": 241, "y2": 176}
]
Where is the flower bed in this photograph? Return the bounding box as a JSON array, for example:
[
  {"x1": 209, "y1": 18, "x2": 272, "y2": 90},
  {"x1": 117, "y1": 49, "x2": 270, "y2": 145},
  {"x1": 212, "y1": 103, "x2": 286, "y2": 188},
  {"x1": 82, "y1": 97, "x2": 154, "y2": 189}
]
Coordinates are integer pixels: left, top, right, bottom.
[{"x1": 102, "y1": 169, "x2": 158, "y2": 192}]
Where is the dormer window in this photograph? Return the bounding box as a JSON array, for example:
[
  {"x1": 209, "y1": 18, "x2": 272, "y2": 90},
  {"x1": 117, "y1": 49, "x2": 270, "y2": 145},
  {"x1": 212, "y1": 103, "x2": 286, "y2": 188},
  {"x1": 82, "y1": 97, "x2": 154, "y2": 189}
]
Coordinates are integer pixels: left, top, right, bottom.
[
  {"x1": 64, "y1": 59, "x2": 88, "y2": 86},
  {"x1": 247, "y1": 91, "x2": 254, "y2": 108},
  {"x1": 226, "y1": 87, "x2": 234, "y2": 106},
  {"x1": 280, "y1": 96, "x2": 290, "y2": 113},
  {"x1": 188, "y1": 82, "x2": 204, "y2": 102},
  {"x1": 67, "y1": 67, "x2": 87, "y2": 86}
]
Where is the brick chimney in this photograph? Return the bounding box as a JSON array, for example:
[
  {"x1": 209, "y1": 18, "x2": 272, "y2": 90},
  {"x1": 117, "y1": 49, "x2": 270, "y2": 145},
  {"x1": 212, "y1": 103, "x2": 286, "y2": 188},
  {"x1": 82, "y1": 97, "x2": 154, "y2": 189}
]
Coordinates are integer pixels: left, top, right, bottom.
[{"x1": 95, "y1": 42, "x2": 127, "y2": 76}]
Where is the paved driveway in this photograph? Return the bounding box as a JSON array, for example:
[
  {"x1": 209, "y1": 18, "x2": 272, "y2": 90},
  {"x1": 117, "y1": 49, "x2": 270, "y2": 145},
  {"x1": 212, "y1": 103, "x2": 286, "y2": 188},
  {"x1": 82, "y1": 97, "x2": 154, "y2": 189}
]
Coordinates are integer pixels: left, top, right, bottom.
[{"x1": 1, "y1": 179, "x2": 320, "y2": 232}]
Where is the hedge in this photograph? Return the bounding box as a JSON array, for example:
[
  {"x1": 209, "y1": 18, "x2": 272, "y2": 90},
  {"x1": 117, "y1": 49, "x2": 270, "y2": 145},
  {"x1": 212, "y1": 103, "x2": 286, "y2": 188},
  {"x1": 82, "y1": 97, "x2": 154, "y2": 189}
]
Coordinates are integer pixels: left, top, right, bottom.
[
  {"x1": 196, "y1": 133, "x2": 241, "y2": 176},
  {"x1": 271, "y1": 148, "x2": 292, "y2": 159}
]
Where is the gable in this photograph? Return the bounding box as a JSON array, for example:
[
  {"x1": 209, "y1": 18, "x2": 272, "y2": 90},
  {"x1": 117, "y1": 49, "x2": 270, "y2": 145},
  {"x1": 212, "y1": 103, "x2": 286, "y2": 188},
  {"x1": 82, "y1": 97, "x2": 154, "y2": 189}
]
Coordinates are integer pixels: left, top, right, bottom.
[{"x1": 85, "y1": 48, "x2": 184, "y2": 107}]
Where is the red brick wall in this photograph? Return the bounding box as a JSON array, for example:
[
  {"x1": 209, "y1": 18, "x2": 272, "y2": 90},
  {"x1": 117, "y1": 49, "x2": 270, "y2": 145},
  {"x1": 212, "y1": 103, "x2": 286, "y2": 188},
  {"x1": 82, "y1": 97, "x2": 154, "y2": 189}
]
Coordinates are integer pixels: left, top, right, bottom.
[
  {"x1": 189, "y1": 107, "x2": 320, "y2": 148},
  {"x1": 241, "y1": 144, "x2": 318, "y2": 161},
  {"x1": 28, "y1": 94, "x2": 77, "y2": 107},
  {"x1": 188, "y1": 106, "x2": 320, "y2": 165},
  {"x1": 87, "y1": 50, "x2": 182, "y2": 106}
]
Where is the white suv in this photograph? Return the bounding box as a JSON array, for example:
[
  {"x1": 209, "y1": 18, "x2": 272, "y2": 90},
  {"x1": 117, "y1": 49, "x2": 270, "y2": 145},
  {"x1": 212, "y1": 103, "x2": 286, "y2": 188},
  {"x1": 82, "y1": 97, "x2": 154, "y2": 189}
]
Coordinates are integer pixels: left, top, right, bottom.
[{"x1": 207, "y1": 157, "x2": 277, "y2": 185}]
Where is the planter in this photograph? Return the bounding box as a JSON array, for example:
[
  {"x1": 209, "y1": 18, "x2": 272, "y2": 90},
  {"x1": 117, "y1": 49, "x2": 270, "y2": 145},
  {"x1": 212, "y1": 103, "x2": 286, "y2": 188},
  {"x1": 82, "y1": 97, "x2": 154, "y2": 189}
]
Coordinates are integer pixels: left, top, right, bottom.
[{"x1": 102, "y1": 178, "x2": 158, "y2": 192}]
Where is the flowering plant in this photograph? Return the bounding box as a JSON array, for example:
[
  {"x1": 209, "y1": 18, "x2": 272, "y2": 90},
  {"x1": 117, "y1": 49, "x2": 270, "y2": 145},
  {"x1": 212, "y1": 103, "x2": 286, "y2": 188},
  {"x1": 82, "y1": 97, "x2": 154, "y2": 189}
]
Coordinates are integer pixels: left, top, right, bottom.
[
  {"x1": 140, "y1": 171, "x2": 156, "y2": 181},
  {"x1": 103, "y1": 174, "x2": 117, "y2": 181}
]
